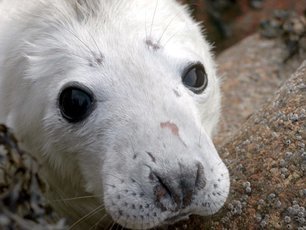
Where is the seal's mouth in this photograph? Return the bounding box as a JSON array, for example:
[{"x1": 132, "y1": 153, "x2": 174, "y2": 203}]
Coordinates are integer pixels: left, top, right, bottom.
[{"x1": 164, "y1": 212, "x2": 191, "y2": 225}]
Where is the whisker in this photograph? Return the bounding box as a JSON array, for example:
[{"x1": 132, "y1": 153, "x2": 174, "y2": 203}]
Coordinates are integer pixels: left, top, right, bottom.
[
  {"x1": 50, "y1": 194, "x2": 103, "y2": 202},
  {"x1": 62, "y1": 26, "x2": 96, "y2": 55},
  {"x1": 157, "y1": 11, "x2": 181, "y2": 45},
  {"x1": 28, "y1": 7, "x2": 97, "y2": 59},
  {"x1": 104, "y1": 183, "x2": 115, "y2": 187},
  {"x1": 199, "y1": 127, "x2": 202, "y2": 147},
  {"x1": 211, "y1": 200, "x2": 219, "y2": 210},
  {"x1": 145, "y1": 11, "x2": 148, "y2": 42},
  {"x1": 106, "y1": 220, "x2": 115, "y2": 230},
  {"x1": 103, "y1": 172, "x2": 125, "y2": 183},
  {"x1": 21, "y1": 17, "x2": 89, "y2": 64},
  {"x1": 88, "y1": 31, "x2": 104, "y2": 59},
  {"x1": 128, "y1": 136, "x2": 137, "y2": 159},
  {"x1": 152, "y1": 216, "x2": 158, "y2": 230},
  {"x1": 123, "y1": 216, "x2": 128, "y2": 230},
  {"x1": 46, "y1": 189, "x2": 90, "y2": 215},
  {"x1": 104, "y1": 172, "x2": 149, "y2": 198},
  {"x1": 103, "y1": 186, "x2": 147, "y2": 203},
  {"x1": 150, "y1": 0, "x2": 159, "y2": 38},
  {"x1": 214, "y1": 193, "x2": 228, "y2": 199},
  {"x1": 89, "y1": 213, "x2": 109, "y2": 230},
  {"x1": 216, "y1": 161, "x2": 224, "y2": 166},
  {"x1": 42, "y1": 3, "x2": 96, "y2": 56},
  {"x1": 141, "y1": 218, "x2": 144, "y2": 230},
  {"x1": 112, "y1": 216, "x2": 124, "y2": 230},
  {"x1": 162, "y1": 29, "x2": 181, "y2": 48},
  {"x1": 205, "y1": 176, "x2": 229, "y2": 183},
  {"x1": 104, "y1": 183, "x2": 119, "y2": 189},
  {"x1": 55, "y1": 7, "x2": 95, "y2": 54},
  {"x1": 108, "y1": 221, "x2": 116, "y2": 230},
  {"x1": 130, "y1": 176, "x2": 150, "y2": 197},
  {"x1": 69, "y1": 205, "x2": 105, "y2": 230}
]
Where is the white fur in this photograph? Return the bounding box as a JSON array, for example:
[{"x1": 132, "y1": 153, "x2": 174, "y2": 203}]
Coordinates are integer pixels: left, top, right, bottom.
[{"x1": 0, "y1": 0, "x2": 230, "y2": 229}]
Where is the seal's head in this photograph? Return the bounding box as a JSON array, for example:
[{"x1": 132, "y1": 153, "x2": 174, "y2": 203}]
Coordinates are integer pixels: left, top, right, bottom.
[{"x1": 0, "y1": 0, "x2": 230, "y2": 229}]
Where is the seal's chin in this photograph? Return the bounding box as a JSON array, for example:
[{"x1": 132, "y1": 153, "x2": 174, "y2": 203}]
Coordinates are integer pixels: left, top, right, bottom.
[{"x1": 164, "y1": 212, "x2": 191, "y2": 225}]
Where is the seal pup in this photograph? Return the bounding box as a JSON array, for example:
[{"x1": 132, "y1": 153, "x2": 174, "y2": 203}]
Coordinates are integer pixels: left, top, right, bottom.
[{"x1": 0, "y1": 0, "x2": 230, "y2": 229}]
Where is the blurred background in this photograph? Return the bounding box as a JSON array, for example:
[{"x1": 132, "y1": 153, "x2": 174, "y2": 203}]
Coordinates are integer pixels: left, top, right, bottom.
[{"x1": 180, "y1": 0, "x2": 305, "y2": 54}]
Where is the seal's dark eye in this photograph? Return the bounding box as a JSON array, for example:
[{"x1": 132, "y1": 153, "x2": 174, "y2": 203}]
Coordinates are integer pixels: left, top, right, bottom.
[
  {"x1": 59, "y1": 86, "x2": 95, "y2": 123},
  {"x1": 182, "y1": 63, "x2": 208, "y2": 94}
]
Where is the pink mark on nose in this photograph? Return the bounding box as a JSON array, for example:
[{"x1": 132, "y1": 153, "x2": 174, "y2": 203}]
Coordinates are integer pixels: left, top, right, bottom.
[
  {"x1": 160, "y1": 121, "x2": 179, "y2": 137},
  {"x1": 160, "y1": 121, "x2": 187, "y2": 147}
]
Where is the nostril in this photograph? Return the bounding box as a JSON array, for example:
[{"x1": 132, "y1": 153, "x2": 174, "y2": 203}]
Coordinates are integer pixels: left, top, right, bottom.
[
  {"x1": 153, "y1": 173, "x2": 181, "y2": 209},
  {"x1": 155, "y1": 174, "x2": 172, "y2": 198},
  {"x1": 181, "y1": 179, "x2": 193, "y2": 208},
  {"x1": 195, "y1": 163, "x2": 206, "y2": 190},
  {"x1": 152, "y1": 163, "x2": 206, "y2": 211},
  {"x1": 181, "y1": 163, "x2": 205, "y2": 208},
  {"x1": 154, "y1": 183, "x2": 168, "y2": 212}
]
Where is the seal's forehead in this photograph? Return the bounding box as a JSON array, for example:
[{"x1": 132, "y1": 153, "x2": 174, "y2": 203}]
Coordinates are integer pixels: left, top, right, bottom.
[
  {"x1": 48, "y1": 0, "x2": 208, "y2": 52},
  {"x1": 22, "y1": 0, "x2": 214, "y2": 84}
]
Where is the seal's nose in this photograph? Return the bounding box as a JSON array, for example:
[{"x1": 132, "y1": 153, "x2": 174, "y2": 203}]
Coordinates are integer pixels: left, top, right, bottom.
[{"x1": 151, "y1": 162, "x2": 206, "y2": 211}]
